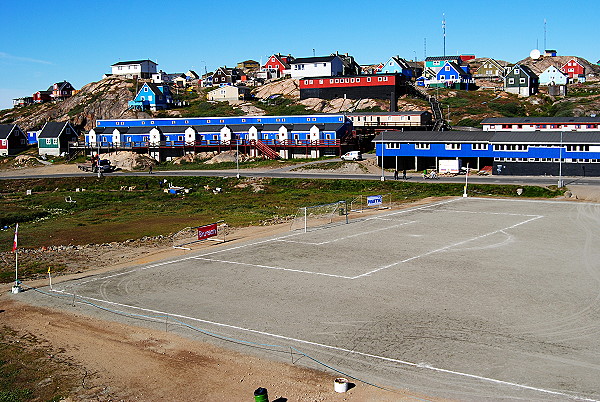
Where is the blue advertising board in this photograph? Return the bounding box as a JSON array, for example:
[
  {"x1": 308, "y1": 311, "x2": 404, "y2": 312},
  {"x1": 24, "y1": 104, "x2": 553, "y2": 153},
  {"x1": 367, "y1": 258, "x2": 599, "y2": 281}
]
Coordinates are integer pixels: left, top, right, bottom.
[{"x1": 367, "y1": 195, "x2": 383, "y2": 207}]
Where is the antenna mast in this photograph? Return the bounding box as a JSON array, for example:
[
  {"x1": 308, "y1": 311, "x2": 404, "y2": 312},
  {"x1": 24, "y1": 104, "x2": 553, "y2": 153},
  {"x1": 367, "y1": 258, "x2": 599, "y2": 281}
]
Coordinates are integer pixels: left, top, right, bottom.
[
  {"x1": 442, "y1": 14, "x2": 446, "y2": 57},
  {"x1": 544, "y1": 19, "x2": 547, "y2": 50}
]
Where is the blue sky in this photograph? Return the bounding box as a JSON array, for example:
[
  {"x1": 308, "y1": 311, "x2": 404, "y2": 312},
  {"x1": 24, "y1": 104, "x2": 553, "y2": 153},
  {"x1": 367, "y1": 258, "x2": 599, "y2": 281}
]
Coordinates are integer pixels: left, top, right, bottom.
[{"x1": 1, "y1": 0, "x2": 599, "y2": 110}]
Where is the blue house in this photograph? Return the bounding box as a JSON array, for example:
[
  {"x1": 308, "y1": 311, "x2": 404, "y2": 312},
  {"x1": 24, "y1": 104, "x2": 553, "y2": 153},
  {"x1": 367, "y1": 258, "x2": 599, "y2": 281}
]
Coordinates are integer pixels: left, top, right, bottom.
[
  {"x1": 432, "y1": 61, "x2": 475, "y2": 89},
  {"x1": 128, "y1": 83, "x2": 173, "y2": 111},
  {"x1": 378, "y1": 56, "x2": 421, "y2": 78}
]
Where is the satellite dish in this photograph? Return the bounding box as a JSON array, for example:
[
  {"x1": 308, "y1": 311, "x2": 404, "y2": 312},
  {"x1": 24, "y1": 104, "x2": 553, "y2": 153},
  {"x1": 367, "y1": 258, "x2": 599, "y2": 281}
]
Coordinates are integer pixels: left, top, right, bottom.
[{"x1": 530, "y1": 49, "x2": 541, "y2": 60}]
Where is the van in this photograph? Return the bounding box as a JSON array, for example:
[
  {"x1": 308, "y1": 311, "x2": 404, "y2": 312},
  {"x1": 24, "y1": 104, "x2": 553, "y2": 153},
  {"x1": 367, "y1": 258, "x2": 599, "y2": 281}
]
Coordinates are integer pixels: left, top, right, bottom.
[{"x1": 341, "y1": 151, "x2": 363, "y2": 161}]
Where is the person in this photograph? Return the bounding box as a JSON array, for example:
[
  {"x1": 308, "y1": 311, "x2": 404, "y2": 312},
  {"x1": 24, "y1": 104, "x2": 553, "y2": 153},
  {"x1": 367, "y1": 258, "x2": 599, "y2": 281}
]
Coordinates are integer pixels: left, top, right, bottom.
[
  {"x1": 148, "y1": 165, "x2": 153, "y2": 174},
  {"x1": 393, "y1": 169, "x2": 398, "y2": 180},
  {"x1": 402, "y1": 169, "x2": 407, "y2": 180}
]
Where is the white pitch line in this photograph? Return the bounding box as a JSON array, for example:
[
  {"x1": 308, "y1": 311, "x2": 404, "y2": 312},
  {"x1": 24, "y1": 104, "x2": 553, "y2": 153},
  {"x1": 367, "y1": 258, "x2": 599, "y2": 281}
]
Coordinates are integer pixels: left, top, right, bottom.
[
  {"x1": 352, "y1": 215, "x2": 544, "y2": 279},
  {"x1": 193, "y1": 257, "x2": 354, "y2": 279},
  {"x1": 57, "y1": 291, "x2": 598, "y2": 402},
  {"x1": 440, "y1": 210, "x2": 542, "y2": 217},
  {"x1": 276, "y1": 220, "x2": 417, "y2": 245}
]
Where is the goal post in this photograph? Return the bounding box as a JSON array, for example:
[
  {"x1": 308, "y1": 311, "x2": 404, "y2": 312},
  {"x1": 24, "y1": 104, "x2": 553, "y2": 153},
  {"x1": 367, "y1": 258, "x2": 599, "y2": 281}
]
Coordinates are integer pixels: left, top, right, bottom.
[
  {"x1": 290, "y1": 201, "x2": 348, "y2": 232},
  {"x1": 173, "y1": 220, "x2": 227, "y2": 249}
]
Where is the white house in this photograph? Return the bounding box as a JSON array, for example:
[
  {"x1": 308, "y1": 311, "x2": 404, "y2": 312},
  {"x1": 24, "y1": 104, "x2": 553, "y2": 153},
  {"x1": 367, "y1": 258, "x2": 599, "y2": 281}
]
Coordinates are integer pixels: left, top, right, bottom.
[
  {"x1": 208, "y1": 86, "x2": 251, "y2": 102},
  {"x1": 538, "y1": 65, "x2": 568, "y2": 86},
  {"x1": 287, "y1": 55, "x2": 344, "y2": 79},
  {"x1": 110, "y1": 59, "x2": 158, "y2": 79}
]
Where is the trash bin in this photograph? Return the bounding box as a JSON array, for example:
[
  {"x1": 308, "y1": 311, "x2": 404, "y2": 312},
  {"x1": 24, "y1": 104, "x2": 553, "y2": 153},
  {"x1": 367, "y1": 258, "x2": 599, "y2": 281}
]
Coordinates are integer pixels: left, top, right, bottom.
[{"x1": 254, "y1": 387, "x2": 268, "y2": 402}]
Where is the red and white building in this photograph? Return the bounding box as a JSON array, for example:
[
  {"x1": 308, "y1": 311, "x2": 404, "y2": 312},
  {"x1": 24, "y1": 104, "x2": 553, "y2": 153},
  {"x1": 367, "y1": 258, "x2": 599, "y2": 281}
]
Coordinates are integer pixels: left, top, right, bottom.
[
  {"x1": 262, "y1": 54, "x2": 293, "y2": 78},
  {"x1": 560, "y1": 58, "x2": 585, "y2": 82},
  {"x1": 481, "y1": 117, "x2": 600, "y2": 132},
  {"x1": 299, "y1": 73, "x2": 407, "y2": 102}
]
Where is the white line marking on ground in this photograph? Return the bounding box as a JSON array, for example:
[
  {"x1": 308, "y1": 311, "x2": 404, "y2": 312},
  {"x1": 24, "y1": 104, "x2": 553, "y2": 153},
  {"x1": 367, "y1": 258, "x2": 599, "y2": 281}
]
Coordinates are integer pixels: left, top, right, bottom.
[
  {"x1": 276, "y1": 220, "x2": 417, "y2": 245},
  {"x1": 193, "y1": 257, "x2": 354, "y2": 279},
  {"x1": 352, "y1": 215, "x2": 544, "y2": 279},
  {"x1": 54, "y1": 291, "x2": 597, "y2": 402}
]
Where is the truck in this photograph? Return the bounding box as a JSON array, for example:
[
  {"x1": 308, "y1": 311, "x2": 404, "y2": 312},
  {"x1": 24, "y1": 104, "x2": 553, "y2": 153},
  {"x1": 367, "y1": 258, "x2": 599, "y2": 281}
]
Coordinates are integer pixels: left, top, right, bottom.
[
  {"x1": 438, "y1": 159, "x2": 462, "y2": 174},
  {"x1": 77, "y1": 159, "x2": 115, "y2": 173}
]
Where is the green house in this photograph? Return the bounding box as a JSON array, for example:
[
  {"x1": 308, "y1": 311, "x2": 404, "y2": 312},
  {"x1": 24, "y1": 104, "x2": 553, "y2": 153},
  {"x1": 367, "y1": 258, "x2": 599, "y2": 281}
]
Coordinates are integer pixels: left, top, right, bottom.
[{"x1": 37, "y1": 121, "x2": 79, "y2": 156}]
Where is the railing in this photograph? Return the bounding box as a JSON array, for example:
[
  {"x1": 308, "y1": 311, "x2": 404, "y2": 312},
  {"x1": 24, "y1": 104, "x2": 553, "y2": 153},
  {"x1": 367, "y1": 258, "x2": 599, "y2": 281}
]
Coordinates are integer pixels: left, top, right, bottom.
[{"x1": 71, "y1": 138, "x2": 341, "y2": 149}]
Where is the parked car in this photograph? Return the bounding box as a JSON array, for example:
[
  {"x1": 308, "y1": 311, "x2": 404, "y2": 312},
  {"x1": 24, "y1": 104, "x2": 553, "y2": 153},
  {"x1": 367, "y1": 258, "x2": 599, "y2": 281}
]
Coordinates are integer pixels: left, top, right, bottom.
[{"x1": 341, "y1": 151, "x2": 362, "y2": 161}]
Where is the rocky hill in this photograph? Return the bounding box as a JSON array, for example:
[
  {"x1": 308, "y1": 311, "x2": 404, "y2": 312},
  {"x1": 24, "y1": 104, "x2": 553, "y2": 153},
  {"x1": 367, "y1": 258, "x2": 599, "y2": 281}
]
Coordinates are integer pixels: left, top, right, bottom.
[{"x1": 0, "y1": 77, "x2": 150, "y2": 132}]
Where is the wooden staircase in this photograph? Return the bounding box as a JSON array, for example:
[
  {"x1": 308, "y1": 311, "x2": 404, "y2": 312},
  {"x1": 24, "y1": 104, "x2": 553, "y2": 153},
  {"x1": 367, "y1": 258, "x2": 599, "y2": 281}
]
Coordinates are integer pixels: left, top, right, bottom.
[{"x1": 254, "y1": 140, "x2": 280, "y2": 160}]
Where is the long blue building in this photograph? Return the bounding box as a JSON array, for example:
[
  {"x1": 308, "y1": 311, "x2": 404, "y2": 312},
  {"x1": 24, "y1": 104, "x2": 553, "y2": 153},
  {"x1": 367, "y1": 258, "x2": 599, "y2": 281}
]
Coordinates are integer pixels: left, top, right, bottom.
[
  {"x1": 374, "y1": 130, "x2": 600, "y2": 176},
  {"x1": 82, "y1": 114, "x2": 352, "y2": 160}
]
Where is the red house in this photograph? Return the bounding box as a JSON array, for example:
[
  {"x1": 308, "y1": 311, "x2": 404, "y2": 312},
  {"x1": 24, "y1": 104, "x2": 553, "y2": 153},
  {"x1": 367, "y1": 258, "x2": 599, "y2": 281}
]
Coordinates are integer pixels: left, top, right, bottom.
[
  {"x1": 33, "y1": 88, "x2": 52, "y2": 103},
  {"x1": 51, "y1": 81, "x2": 76, "y2": 101},
  {"x1": 262, "y1": 53, "x2": 293, "y2": 78},
  {"x1": 560, "y1": 58, "x2": 585, "y2": 79}
]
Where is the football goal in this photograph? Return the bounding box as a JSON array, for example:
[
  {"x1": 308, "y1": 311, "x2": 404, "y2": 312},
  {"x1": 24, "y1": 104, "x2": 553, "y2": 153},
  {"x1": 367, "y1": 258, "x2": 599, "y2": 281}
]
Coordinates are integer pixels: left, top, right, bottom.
[{"x1": 290, "y1": 201, "x2": 348, "y2": 232}]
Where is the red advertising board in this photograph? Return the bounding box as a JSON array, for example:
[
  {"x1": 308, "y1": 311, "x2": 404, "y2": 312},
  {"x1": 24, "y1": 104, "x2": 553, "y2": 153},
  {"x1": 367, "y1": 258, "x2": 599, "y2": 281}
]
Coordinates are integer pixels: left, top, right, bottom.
[{"x1": 197, "y1": 223, "x2": 218, "y2": 240}]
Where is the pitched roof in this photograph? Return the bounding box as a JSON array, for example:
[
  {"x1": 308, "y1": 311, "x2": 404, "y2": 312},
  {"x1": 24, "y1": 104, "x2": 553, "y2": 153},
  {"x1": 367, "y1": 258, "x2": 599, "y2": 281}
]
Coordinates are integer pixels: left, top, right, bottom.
[
  {"x1": 38, "y1": 122, "x2": 75, "y2": 139},
  {"x1": 112, "y1": 59, "x2": 157, "y2": 66},
  {"x1": 192, "y1": 125, "x2": 225, "y2": 133},
  {"x1": 157, "y1": 126, "x2": 191, "y2": 133},
  {"x1": 291, "y1": 56, "x2": 338, "y2": 64},
  {"x1": 517, "y1": 55, "x2": 600, "y2": 76},
  {"x1": 0, "y1": 124, "x2": 17, "y2": 139},
  {"x1": 426, "y1": 56, "x2": 461, "y2": 62}
]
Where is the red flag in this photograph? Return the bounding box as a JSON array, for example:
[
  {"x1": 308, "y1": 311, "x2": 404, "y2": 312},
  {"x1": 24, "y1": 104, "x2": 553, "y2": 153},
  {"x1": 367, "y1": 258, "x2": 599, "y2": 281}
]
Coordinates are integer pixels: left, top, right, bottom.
[{"x1": 12, "y1": 223, "x2": 18, "y2": 252}]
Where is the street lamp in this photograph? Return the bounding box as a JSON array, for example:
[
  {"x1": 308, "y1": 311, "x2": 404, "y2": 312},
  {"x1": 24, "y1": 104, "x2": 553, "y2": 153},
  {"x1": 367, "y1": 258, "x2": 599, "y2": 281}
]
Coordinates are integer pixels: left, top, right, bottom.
[
  {"x1": 380, "y1": 131, "x2": 385, "y2": 181},
  {"x1": 236, "y1": 135, "x2": 240, "y2": 179},
  {"x1": 558, "y1": 131, "x2": 564, "y2": 187}
]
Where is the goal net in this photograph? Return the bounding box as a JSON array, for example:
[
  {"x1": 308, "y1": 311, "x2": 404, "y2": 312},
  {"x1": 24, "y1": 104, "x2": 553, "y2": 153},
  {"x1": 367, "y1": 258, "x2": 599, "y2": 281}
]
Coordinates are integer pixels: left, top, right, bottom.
[{"x1": 290, "y1": 201, "x2": 348, "y2": 232}]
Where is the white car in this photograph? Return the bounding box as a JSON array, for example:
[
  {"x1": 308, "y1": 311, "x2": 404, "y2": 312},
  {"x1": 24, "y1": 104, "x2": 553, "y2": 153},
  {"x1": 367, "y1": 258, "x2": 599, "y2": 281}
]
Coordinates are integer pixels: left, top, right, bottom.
[{"x1": 341, "y1": 151, "x2": 363, "y2": 161}]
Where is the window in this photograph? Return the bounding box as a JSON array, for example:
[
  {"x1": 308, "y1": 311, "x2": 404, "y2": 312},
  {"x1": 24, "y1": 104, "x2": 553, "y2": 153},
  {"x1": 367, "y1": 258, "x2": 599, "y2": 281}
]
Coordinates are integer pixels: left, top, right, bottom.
[
  {"x1": 520, "y1": 78, "x2": 526, "y2": 84},
  {"x1": 150, "y1": 121, "x2": 155, "y2": 125},
  {"x1": 386, "y1": 143, "x2": 400, "y2": 149},
  {"x1": 450, "y1": 75, "x2": 456, "y2": 80},
  {"x1": 502, "y1": 124, "x2": 511, "y2": 129},
  {"x1": 52, "y1": 138, "x2": 58, "y2": 145},
  {"x1": 509, "y1": 78, "x2": 515, "y2": 84},
  {"x1": 329, "y1": 79, "x2": 334, "y2": 84},
  {"x1": 367, "y1": 77, "x2": 371, "y2": 82},
  {"x1": 356, "y1": 78, "x2": 360, "y2": 83},
  {"x1": 319, "y1": 80, "x2": 323, "y2": 84},
  {"x1": 415, "y1": 143, "x2": 430, "y2": 150},
  {"x1": 472, "y1": 143, "x2": 488, "y2": 150},
  {"x1": 144, "y1": 87, "x2": 148, "y2": 92},
  {"x1": 445, "y1": 143, "x2": 461, "y2": 150},
  {"x1": 514, "y1": 69, "x2": 520, "y2": 75},
  {"x1": 304, "y1": 80, "x2": 308, "y2": 85},
  {"x1": 445, "y1": 66, "x2": 450, "y2": 71},
  {"x1": 378, "y1": 77, "x2": 383, "y2": 81},
  {"x1": 309, "y1": 80, "x2": 313, "y2": 84}
]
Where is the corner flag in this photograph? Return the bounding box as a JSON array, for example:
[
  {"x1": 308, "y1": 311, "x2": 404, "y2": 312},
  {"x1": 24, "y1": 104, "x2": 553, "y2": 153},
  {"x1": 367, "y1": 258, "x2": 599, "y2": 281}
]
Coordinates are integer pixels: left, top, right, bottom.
[{"x1": 12, "y1": 223, "x2": 18, "y2": 253}]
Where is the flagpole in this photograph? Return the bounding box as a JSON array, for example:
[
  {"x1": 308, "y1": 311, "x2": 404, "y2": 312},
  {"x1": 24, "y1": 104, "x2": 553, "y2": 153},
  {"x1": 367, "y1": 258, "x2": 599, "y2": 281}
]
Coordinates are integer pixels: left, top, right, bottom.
[{"x1": 12, "y1": 223, "x2": 22, "y2": 293}]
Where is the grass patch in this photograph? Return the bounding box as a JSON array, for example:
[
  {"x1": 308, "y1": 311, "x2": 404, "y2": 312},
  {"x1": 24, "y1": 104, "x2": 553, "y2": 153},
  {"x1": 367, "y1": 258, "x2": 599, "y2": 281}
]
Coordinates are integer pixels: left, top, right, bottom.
[{"x1": 0, "y1": 326, "x2": 78, "y2": 401}]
